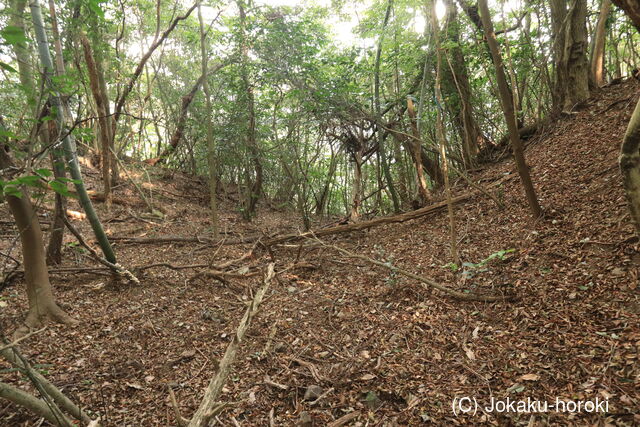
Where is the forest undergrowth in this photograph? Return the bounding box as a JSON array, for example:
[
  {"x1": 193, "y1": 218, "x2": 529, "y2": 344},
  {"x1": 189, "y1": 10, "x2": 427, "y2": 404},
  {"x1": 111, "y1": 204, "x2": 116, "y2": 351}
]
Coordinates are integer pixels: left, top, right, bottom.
[{"x1": 1, "y1": 80, "x2": 639, "y2": 426}]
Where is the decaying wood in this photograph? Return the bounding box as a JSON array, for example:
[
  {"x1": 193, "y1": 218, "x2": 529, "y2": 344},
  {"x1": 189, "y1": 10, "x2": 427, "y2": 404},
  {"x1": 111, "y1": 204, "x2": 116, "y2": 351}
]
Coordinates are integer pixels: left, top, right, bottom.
[
  {"x1": 108, "y1": 235, "x2": 260, "y2": 245},
  {"x1": 186, "y1": 264, "x2": 275, "y2": 427},
  {"x1": 264, "y1": 176, "x2": 511, "y2": 247},
  {"x1": 314, "y1": 238, "x2": 516, "y2": 302},
  {"x1": 327, "y1": 411, "x2": 361, "y2": 427}
]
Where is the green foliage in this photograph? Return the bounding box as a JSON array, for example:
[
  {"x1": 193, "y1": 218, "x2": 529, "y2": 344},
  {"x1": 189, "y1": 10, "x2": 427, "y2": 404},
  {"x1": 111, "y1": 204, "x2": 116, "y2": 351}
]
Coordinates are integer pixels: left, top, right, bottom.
[
  {"x1": 443, "y1": 249, "x2": 515, "y2": 279},
  {"x1": 0, "y1": 26, "x2": 28, "y2": 46},
  {"x1": 0, "y1": 173, "x2": 79, "y2": 200}
]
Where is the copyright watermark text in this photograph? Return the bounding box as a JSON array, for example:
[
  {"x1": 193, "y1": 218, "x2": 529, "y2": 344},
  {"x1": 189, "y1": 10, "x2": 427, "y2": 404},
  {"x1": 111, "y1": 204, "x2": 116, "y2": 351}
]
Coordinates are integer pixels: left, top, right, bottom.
[{"x1": 452, "y1": 396, "x2": 609, "y2": 416}]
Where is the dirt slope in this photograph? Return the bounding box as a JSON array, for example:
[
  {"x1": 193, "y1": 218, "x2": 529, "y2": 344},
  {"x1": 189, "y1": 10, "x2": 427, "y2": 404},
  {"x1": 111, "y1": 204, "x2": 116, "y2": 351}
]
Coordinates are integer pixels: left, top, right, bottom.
[{"x1": 1, "y1": 80, "x2": 639, "y2": 426}]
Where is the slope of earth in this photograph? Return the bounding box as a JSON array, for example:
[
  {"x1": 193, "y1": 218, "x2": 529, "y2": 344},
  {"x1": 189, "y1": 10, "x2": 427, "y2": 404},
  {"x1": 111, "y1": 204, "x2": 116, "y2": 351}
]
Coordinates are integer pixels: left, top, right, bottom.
[{"x1": 1, "y1": 80, "x2": 639, "y2": 426}]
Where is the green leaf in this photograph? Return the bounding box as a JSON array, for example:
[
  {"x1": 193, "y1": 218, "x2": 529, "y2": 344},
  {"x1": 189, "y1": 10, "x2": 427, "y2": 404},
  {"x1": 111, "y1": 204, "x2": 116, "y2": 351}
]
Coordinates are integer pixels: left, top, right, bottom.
[
  {"x1": 35, "y1": 168, "x2": 53, "y2": 177},
  {"x1": 86, "y1": 0, "x2": 105, "y2": 19},
  {"x1": 3, "y1": 186, "x2": 23, "y2": 199},
  {"x1": 1, "y1": 26, "x2": 28, "y2": 45},
  {"x1": 0, "y1": 61, "x2": 17, "y2": 73},
  {"x1": 15, "y1": 175, "x2": 41, "y2": 187}
]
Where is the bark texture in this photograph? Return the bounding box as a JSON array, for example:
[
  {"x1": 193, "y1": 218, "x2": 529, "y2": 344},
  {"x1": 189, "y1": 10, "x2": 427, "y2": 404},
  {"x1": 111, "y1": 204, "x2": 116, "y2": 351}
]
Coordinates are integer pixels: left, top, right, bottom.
[
  {"x1": 620, "y1": 98, "x2": 640, "y2": 235},
  {"x1": 478, "y1": 0, "x2": 542, "y2": 218}
]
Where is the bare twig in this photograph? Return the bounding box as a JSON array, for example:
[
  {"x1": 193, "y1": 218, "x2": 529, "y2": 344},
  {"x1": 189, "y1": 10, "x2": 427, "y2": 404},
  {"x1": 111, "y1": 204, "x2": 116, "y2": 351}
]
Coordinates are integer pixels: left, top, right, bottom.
[{"x1": 0, "y1": 327, "x2": 46, "y2": 352}]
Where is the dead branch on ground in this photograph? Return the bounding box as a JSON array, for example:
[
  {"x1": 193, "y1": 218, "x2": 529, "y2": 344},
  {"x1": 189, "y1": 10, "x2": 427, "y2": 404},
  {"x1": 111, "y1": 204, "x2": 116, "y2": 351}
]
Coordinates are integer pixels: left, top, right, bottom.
[
  {"x1": 311, "y1": 236, "x2": 516, "y2": 302},
  {"x1": 62, "y1": 215, "x2": 139, "y2": 285},
  {"x1": 186, "y1": 264, "x2": 275, "y2": 427}
]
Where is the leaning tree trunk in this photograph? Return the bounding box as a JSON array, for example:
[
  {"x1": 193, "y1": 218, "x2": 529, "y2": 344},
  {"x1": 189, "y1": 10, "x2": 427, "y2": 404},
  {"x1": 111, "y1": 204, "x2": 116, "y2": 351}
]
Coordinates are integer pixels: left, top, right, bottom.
[
  {"x1": 0, "y1": 143, "x2": 74, "y2": 330},
  {"x1": 620, "y1": 98, "x2": 640, "y2": 235},
  {"x1": 30, "y1": 0, "x2": 117, "y2": 263},
  {"x1": 611, "y1": 0, "x2": 640, "y2": 31},
  {"x1": 478, "y1": 0, "x2": 542, "y2": 218},
  {"x1": 616, "y1": 1, "x2": 640, "y2": 234}
]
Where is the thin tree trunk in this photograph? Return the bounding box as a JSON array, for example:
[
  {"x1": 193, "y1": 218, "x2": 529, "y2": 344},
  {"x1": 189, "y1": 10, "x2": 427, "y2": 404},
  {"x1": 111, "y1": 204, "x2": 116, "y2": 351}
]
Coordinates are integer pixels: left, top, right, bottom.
[
  {"x1": 30, "y1": 0, "x2": 117, "y2": 263},
  {"x1": 374, "y1": 0, "x2": 401, "y2": 213},
  {"x1": 237, "y1": 0, "x2": 262, "y2": 219},
  {"x1": 198, "y1": 4, "x2": 219, "y2": 238},
  {"x1": 478, "y1": 0, "x2": 542, "y2": 218},
  {"x1": 350, "y1": 148, "x2": 364, "y2": 221},
  {"x1": 406, "y1": 97, "x2": 431, "y2": 204},
  {"x1": 431, "y1": 0, "x2": 460, "y2": 266},
  {"x1": 591, "y1": 0, "x2": 612, "y2": 87},
  {"x1": 81, "y1": 33, "x2": 112, "y2": 206}
]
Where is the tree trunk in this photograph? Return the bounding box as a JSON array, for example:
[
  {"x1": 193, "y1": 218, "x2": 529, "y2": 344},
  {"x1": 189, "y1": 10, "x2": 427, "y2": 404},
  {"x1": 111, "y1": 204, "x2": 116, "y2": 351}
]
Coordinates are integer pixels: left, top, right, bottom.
[
  {"x1": 406, "y1": 97, "x2": 431, "y2": 204},
  {"x1": 431, "y1": 0, "x2": 460, "y2": 265},
  {"x1": 563, "y1": 0, "x2": 590, "y2": 110},
  {"x1": 350, "y1": 148, "x2": 364, "y2": 221},
  {"x1": 0, "y1": 144, "x2": 74, "y2": 330},
  {"x1": 591, "y1": 0, "x2": 612, "y2": 87},
  {"x1": 478, "y1": 0, "x2": 542, "y2": 218},
  {"x1": 374, "y1": 0, "x2": 401, "y2": 213},
  {"x1": 620, "y1": 97, "x2": 640, "y2": 235},
  {"x1": 80, "y1": 33, "x2": 112, "y2": 206},
  {"x1": 198, "y1": 5, "x2": 219, "y2": 239},
  {"x1": 550, "y1": 0, "x2": 569, "y2": 112},
  {"x1": 611, "y1": 0, "x2": 640, "y2": 31},
  {"x1": 45, "y1": 118, "x2": 66, "y2": 265},
  {"x1": 8, "y1": 0, "x2": 35, "y2": 109},
  {"x1": 442, "y1": 0, "x2": 482, "y2": 166},
  {"x1": 30, "y1": 0, "x2": 117, "y2": 263},
  {"x1": 238, "y1": 0, "x2": 262, "y2": 219}
]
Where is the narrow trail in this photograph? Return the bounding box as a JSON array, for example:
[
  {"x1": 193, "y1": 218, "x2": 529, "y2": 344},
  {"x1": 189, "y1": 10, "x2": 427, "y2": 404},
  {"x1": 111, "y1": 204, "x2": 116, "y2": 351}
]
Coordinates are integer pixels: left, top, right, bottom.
[{"x1": 1, "y1": 80, "x2": 639, "y2": 425}]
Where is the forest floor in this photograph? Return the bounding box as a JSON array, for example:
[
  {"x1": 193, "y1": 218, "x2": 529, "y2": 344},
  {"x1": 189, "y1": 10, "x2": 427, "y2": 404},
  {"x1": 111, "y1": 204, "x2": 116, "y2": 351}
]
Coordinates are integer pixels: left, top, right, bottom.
[{"x1": 1, "y1": 80, "x2": 640, "y2": 426}]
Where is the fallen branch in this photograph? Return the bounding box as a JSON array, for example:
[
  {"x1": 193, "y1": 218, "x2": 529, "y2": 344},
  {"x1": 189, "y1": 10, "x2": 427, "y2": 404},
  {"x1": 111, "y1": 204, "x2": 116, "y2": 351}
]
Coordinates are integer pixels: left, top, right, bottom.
[
  {"x1": 108, "y1": 235, "x2": 259, "y2": 245},
  {"x1": 313, "y1": 237, "x2": 516, "y2": 302},
  {"x1": 168, "y1": 386, "x2": 189, "y2": 427},
  {"x1": 62, "y1": 215, "x2": 139, "y2": 285},
  {"x1": 327, "y1": 411, "x2": 361, "y2": 427},
  {"x1": 263, "y1": 176, "x2": 512, "y2": 247},
  {"x1": 187, "y1": 264, "x2": 276, "y2": 427},
  {"x1": 0, "y1": 327, "x2": 46, "y2": 352},
  {"x1": 0, "y1": 381, "x2": 74, "y2": 427},
  {"x1": 0, "y1": 346, "x2": 93, "y2": 425}
]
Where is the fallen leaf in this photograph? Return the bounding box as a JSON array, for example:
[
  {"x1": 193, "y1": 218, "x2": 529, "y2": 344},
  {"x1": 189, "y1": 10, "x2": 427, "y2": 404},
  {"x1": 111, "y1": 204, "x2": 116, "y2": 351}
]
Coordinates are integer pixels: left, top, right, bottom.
[{"x1": 519, "y1": 374, "x2": 540, "y2": 381}]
